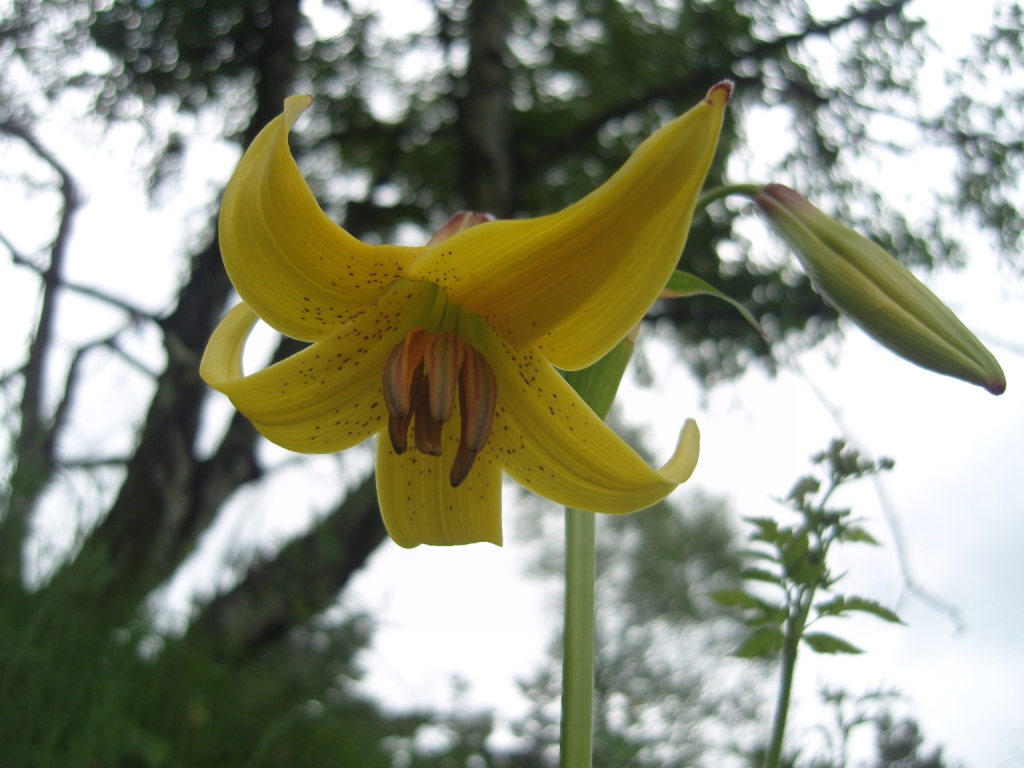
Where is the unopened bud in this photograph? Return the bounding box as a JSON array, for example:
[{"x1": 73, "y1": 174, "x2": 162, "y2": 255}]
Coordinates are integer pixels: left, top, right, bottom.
[{"x1": 755, "y1": 184, "x2": 1005, "y2": 394}]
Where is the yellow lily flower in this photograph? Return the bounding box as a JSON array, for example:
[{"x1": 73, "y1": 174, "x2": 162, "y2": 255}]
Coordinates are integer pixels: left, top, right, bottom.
[{"x1": 200, "y1": 83, "x2": 731, "y2": 547}]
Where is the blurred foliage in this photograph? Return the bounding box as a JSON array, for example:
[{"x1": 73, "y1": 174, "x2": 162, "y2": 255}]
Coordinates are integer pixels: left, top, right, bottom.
[
  {"x1": 715, "y1": 439, "x2": 901, "y2": 661},
  {"x1": 514, "y1": 484, "x2": 757, "y2": 767},
  {"x1": 716, "y1": 440, "x2": 902, "y2": 768},
  {"x1": 800, "y1": 686, "x2": 960, "y2": 768},
  {"x1": 0, "y1": 571, "x2": 422, "y2": 767}
]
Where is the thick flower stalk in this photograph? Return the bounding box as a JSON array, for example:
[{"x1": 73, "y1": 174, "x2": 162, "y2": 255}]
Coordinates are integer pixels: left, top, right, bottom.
[
  {"x1": 201, "y1": 83, "x2": 732, "y2": 547},
  {"x1": 755, "y1": 184, "x2": 1006, "y2": 395}
]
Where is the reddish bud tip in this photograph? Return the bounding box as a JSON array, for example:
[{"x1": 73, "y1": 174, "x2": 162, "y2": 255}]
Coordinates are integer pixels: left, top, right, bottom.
[{"x1": 706, "y1": 80, "x2": 734, "y2": 105}]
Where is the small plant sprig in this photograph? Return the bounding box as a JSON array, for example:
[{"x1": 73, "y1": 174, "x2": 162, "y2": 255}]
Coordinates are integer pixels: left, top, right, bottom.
[{"x1": 713, "y1": 439, "x2": 904, "y2": 768}]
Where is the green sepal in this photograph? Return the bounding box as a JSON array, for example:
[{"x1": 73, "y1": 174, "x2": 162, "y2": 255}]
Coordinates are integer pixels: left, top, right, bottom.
[
  {"x1": 734, "y1": 626, "x2": 786, "y2": 658},
  {"x1": 663, "y1": 270, "x2": 766, "y2": 337},
  {"x1": 802, "y1": 632, "x2": 863, "y2": 654},
  {"x1": 560, "y1": 335, "x2": 634, "y2": 419}
]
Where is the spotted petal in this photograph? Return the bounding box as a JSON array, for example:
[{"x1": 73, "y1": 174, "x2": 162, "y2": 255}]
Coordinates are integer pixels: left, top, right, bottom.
[
  {"x1": 220, "y1": 95, "x2": 423, "y2": 342},
  {"x1": 376, "y1": 407, "x2": 503, "y2": 548},
  {"x1": 406, "y1": 83, "x2": 730, "y2": 370},
  {"x1": 468, "y1": 320, "x2": 699, "y2": 512},
  {"x1": 200, "y1": 281, "x2": 438, "y2": 452}
]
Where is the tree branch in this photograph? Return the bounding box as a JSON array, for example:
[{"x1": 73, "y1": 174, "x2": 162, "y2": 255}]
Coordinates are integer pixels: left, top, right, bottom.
[
  {"x1": 0, "y1": 118, "x2": 81, "y2": 584},
  {"x1": 48, "y1": 0, "x2": 308, "y2": 614},
  {"x1": 159, "y1": 336, "x2": 304, "y2": 574},
  {"x1": 5, "y1": 227, "x2": 164, "y2": 324},
  {"x1": 186, "y1": 471, "x2": 386, "y2": 658},
  {"x1": 457, "y1": 0, "x2": 514, "y2": 216},
  {"x1": 57, "y1": 456, "x2": 130, "y2": 470}
]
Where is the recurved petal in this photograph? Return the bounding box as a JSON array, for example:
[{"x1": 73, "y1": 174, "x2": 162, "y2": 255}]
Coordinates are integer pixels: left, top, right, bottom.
[
  {"x1": 221, "y1": 95, "x2": 422, "y2": 342},
  {"x1": 406, "y1": 83, "x2": 730, "y2": 370},
  {"x1": 376, "y1": 408, "x2": 503, "y2": 547},
  {"x1": 476, "y1": 326, "x2": 699, "y2": 512},
  {"x1": 199, "y1": 301, "x2": 257, "y2": 386},
  {"x1": 200, "y1": 281, "x2": 437, "y2": 453}
]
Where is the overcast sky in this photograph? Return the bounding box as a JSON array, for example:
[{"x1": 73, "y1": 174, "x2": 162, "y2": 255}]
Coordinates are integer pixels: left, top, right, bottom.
[{"x1": 1, "y1": 0, "x2": 1022, "y2": 765}]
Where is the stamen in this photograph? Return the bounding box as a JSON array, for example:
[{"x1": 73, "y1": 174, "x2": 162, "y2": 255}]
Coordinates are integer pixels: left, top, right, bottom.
[
  {"x1": 381, "y1": 329, "x2": 498, "y2": 482},
  {"x1": 413, "y1": 379, "x2": 444, "y2": 456},
  {"x1": 387, "y1": 369, "x2": 422, "y2": 455},
  {"x1": 382, "y1": 327, "x2": 427, "y2": 420},
  {"x1": 450, "y1": 345, "x2": 497, "y2": 487},
  {"x1": 424, "y1": 332, "x2": 465, "y2": 423}
]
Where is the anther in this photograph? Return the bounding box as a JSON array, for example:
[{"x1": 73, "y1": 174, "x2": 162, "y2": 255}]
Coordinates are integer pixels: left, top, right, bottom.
[
  {"x1": 413, "y1": 376, "x2": 444, "y2": 456},
  {"x1": 387, "y1": 377, "x2": 418, "y2": 454},
  {"x1": 384, "y1": 328, "x2": 427, "y2": 454},
  {"x1": 424, "y1": 332, "x2": 464, "y2": 423},
  {"x1": 450, "y1": 345, "x2": 497, "y2": 487},
  {"x1": 383, "y1": 327, "x2": 427, "y2": 420}
]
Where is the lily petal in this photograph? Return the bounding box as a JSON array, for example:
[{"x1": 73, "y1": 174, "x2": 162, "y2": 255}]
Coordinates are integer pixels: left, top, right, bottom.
[
  {"x1": 406, "y1": 83, "x2": 730, "y2": 369},
  {"x1": 376, "y1": 412, "x2": 503, "y2": 547},
  {"x1": 221, "y1": 95, "x2": 423, "y2": 342},
  {"x1": 200, "y1": 281, "x2": 438, "y2": 452},
  {"x1": 473, "y1": 323, "x2": 700, "y2": 512}
]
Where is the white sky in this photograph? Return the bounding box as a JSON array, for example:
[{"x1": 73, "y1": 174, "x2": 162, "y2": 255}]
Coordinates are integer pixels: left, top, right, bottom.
[{"x1": 1, "y1": 0, "x2": 1022, "y2": 765}]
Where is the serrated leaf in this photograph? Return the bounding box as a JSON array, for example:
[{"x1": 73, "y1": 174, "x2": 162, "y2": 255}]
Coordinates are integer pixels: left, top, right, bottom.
[
  {"x1": 740, "y1": 548, "x2": 778, "y2": 563},
  {"x1": 840, "y1": 527, "x2": 880, "y2": 545},
  {"x1": 734, "y1": 626, "x2": 786, "y2": 658},
  {"x1": 817, "y1": 596, "x2": 902, "y2": 623},
  {"x1": 803, "y1": 632, "x2": 863, "y2": 654},
  {"x1": 815, "y1": 596, "x2": 847, "y2": 617},
  {"x1": 743, "y1": 517, "x2": 780, "y2": 542},
  {"x1": 741, "y1": 566, "x2": 783, "y2": 585},
  {"x1": 663, "y1": 270, "x2": 766, "y2": 336},
  {"x1": 787, "y1": 476, "x2": 820, "y2": 504}
]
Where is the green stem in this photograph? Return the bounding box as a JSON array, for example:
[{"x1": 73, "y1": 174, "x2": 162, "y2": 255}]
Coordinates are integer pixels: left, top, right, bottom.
[
  {"x1": 764, "y1": 589, "x2": 814, "y2": 768},
  {"x1": 558, "y1": 336, "x2": 633, "y2": 768},
  {"x1": 764, "y1": 630, "x2": 798, "y2": 768},
  {"x1": 560, "y1": 507, "x2": 596, "y2": 768},
  {"x1": 696, "y1": 183, "x2": 764, "y2": 211}
]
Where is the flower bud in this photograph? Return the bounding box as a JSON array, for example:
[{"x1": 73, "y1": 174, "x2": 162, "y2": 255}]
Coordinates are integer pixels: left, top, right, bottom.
[{"x1": 755, "y1": 184, "x2": 1005, "y2": 394}]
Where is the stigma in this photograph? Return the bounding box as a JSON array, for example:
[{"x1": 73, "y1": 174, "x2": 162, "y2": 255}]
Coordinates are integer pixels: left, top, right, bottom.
[{"x1": 382, "y1": 328, "x2": 497, "y2": 487}]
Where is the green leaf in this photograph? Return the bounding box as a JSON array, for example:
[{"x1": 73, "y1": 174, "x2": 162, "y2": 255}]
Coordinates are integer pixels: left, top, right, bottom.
[
  {"x1": 781, "y1": 531, "x2": 810, "y2": 566},
  {"x1": 734, "y1": 626, "x2": 786, "y2": 658},
  {"x1": 803, "y1": 632, "x2": 863, "y2": 654},
  {"x1": 839, "y1": 526, "x2": 880, "y2": 545},
  {"x1": 560, "y1": 336, "x2": 634, "y2": 419},
  {"x1": 740, "y1": 566, "x2": 783, "y2": 585},
  {"x1": 740, "y1": 548, "x2": 778, "y2": 563},
  {"x1": 710, "y1": 589, "x2": 767, "y2": 611},
  {"x1": 743, "y1": 606, "x2": 788, "y2": 627},
  {"x1": 787, "y1": 476, "x2": 820, "y2": 506},
  {"x1": 817, "y1": 596, "x2": 902, "y2": 623},
  {"x1": 663, "y1": 270, "x2": 766, "y2": 337},
  {"x1": 743, "y1": 517, "x2": 780, "y2": 543}
]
